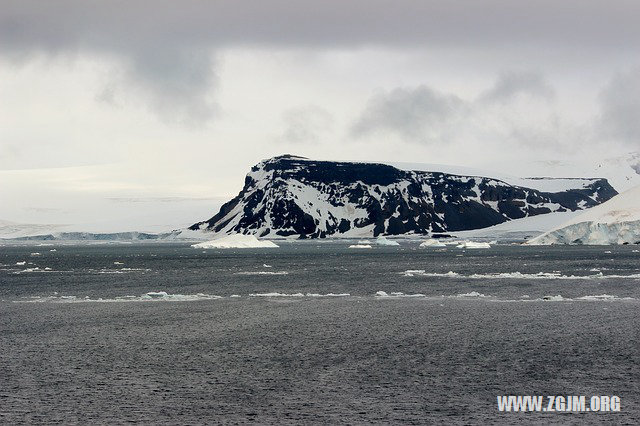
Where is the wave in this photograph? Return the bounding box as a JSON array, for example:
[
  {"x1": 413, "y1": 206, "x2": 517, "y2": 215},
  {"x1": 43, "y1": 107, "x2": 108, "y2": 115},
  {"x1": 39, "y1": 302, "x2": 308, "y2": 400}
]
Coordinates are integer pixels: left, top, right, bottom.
[
  {"x1": 12, "y1": 267, "x2": 58, "y2": 274},
  {"x1": 13, "y1": 291, "x2": 636, "y2": 304},
  {"x1": 402, "y1": 270, "x2": 640, "y2": 280},
  {"x1": 375, "y1": 290, "x2": 488, "y2": 298},
  {"x1": 454, "y1": 291, "x2": 489, "y2": 298},
  {"x1": 234, "y1": 271, "x2": 289, "y2": 275},
  {"x1": 374, "y1": 290, "x2": 637, "y2": 302},
  {"x1": 375, "y1": 291, "x2": 426, "y2": 298},
  {"x1": 17, "y1": 292, "x2": 223, "y2": 303},
  {"x1": 96, "y1": 268, "x2": 151, "y2": 274},
  {"x1": 249, "y1": 292, "x2": 350, "y2": 297},
  {"x1": 493, "y1": 294, "x2": 637, "y2": 302}
]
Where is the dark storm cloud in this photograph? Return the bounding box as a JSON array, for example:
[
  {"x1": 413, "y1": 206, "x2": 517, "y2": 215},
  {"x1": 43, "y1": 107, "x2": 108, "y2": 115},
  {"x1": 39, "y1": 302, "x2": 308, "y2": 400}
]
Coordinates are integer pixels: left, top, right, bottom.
[
  {"x1": 3, "y1": 1, "x2": 640, "y2": 51},
  {"x1": 2, "y1": 1, "x2": 639, "y2": 122},
  {"x1": 598, "y1": 68, "x2": 640, "y2": 145}
]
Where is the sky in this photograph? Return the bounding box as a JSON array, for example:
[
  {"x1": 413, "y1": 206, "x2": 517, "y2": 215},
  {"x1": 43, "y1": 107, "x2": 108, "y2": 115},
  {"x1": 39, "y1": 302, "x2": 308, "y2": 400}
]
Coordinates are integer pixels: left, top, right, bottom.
[{"x1": 2, "y1": 1, "x2": 640, "y2": 230}]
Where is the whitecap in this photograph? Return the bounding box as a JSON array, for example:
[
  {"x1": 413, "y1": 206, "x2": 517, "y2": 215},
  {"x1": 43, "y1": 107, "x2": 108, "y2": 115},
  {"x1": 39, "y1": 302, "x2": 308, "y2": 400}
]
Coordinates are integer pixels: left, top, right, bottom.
[
  {"x1": 454, "y1": 291, "x2": 489, "y2": 298},
  {"x1": 542, "y1": 295, "x2": 568, "y2": 301},
  {"x1": 249, "y1": 292, "x2": 349, "y2": 297},
  {"x1": 16, "y1": 292, "x2": 223, "y2": 303},
  {"x1": 401, "y1": 270, "x2": 640, "y2": 280},
  {"x1": 576, "y1": 294, "x2": 635, "y2": 301},
  {"x1": 375, "y1": 291, "x2": 425, "y2": 298}
]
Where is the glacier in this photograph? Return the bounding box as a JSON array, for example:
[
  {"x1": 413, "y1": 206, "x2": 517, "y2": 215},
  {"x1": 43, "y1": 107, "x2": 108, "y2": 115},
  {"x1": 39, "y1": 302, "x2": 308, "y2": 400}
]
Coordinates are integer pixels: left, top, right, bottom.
[{"x1": 527, "y1": 185, "x2": 640, "y2": 245}]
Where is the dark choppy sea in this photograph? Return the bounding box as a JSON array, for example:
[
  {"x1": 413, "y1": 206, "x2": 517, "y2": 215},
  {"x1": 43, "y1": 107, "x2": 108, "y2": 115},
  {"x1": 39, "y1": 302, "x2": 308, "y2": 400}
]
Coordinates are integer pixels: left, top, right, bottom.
[{"x1": 1, "y1": 242, "x2": 639, "y2": 424}]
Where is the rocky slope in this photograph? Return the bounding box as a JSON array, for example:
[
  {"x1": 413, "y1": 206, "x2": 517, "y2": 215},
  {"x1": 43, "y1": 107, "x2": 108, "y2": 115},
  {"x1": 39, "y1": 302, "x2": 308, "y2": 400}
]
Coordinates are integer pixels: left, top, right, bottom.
[{"x1": 191, "y1": 155, "x2": 617, "y2": 238}]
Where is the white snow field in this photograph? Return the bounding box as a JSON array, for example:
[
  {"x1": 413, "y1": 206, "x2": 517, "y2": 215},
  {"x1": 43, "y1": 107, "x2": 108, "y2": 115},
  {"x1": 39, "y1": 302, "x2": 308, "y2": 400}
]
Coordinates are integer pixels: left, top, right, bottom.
[
  {"x1": 528, "y1": 185, "x2": 640, "y2": 245},
  {"x1": 191, "y1": 234, "x2": 279, "y2": 249}
]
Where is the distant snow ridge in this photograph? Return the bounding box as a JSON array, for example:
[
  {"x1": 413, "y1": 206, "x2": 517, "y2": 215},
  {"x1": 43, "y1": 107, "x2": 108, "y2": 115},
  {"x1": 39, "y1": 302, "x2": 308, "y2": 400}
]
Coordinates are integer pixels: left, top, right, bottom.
[
  {"x1": 528, "y1": 185, "x2": 640, "y2": 245},
  {"x1": 192, "y1": 234, "x2": 279, "y2": 249},
  {"x1": 190, "y1": 155, "x2": 616, "y2": 239}
]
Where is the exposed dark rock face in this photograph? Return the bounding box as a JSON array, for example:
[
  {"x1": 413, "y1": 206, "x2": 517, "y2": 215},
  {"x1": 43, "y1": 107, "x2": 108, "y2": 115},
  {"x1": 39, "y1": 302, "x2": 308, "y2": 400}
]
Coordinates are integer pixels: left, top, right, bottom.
[{"x1": 191, "y1": 155, "x2": 618, "y2": 238}]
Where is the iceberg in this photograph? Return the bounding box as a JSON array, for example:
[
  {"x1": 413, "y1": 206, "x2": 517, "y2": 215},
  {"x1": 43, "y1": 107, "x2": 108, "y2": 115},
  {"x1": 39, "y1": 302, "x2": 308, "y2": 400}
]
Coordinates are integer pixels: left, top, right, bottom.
[
  {"x1": 375, "y1": 236, "x2": 400, "y2": 246},
  {"x1": 191, "y1": 234, "x2": 279, "y2": 249},
  {"x1": 455, "y1": 241, "x2": 491, "y2": 249},
  {"x1": 349, "y1": 244, "x2": 372, "y2": 249},
  {"x1": 419, "y1": 239, "x2": 446, "y2": 248},
  {"x1": 528, "y1": 185, "x2": 640, "y2": 245}
]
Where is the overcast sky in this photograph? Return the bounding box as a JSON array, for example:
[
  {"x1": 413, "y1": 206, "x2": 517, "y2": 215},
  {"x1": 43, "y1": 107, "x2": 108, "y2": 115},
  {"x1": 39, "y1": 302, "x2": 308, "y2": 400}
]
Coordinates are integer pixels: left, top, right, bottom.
[{"x1": 2, "y1": 1, "x2": 640, "y2": 229}]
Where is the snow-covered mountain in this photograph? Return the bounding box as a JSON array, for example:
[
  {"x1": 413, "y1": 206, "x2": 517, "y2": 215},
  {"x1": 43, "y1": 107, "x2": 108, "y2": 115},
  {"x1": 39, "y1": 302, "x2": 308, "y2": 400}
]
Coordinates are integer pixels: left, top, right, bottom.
[
  {"x1": 527, "y1": 185, "x2": 640, "y2": 245},
  {"x1": 191, "y1": 155, "x2": 617, "y2": 238}
]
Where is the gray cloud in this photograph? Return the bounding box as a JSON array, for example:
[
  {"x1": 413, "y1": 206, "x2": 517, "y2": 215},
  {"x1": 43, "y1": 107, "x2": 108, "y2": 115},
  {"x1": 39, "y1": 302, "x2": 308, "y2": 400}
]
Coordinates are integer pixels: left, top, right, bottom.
[
  {"x1": 3, "y1": 1, "x2": 640, "y2": 51},
  {"x1": 280, "y1": 106, "x2": 333, "y2": 144},
  {"x1": 351, "y1": 86, "x2": 465, "y2": 141},
  {"x1": 479, "y1": 71, "x2": 555, "y2": 104},
  {"x1": 598, "y1": 68, "x2": 640, "y2": 145},
  {"x1": 121, "y1": 48, "x2": 218, "y2": 124},
  {"x1": 351, "y1": 72, "x2": 570, "y2": 148},
  {"x1": 2, "y1": 1, "x2": 640, "y2": 123}
]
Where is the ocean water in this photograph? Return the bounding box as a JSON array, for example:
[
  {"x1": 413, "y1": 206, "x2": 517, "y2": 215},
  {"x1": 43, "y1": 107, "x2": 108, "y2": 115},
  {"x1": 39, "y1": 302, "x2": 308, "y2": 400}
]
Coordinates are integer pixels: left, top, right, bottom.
[{"x1": 1, "y1": 242, "x2": 639, "y2": 424}]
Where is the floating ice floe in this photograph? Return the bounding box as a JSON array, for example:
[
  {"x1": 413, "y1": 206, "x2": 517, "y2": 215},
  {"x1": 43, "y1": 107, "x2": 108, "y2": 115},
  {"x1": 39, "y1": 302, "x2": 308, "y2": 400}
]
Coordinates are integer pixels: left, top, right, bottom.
[
  {"x1": 419, "y1": 239, "x2": 446, "y2": 248},
  {"x1": 192, "y1": 234, "x2": 279, "y2": 249},
  {"x1": 235, "y1": 271, "x2": 289, "y2": 275},
  {"x1": 456, "y1": 241, "x2": 491, "y2": 249},
  {"x1": 375, "y1": 236, "x2": 400, "y2": 246},
  {"x1": 16, "y1": 261, "x2": 26, "y2": 266},
  {"x1": 349, "y1": 244, "x2": 372, "y2": 249}
]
